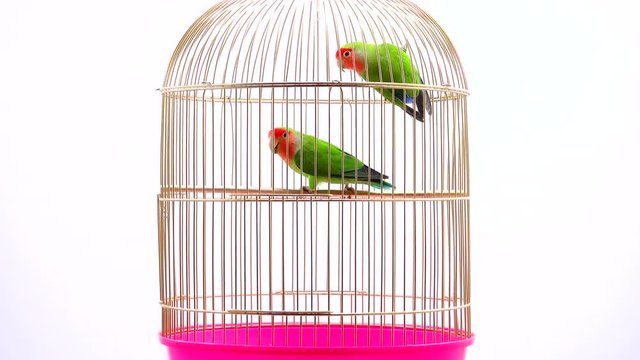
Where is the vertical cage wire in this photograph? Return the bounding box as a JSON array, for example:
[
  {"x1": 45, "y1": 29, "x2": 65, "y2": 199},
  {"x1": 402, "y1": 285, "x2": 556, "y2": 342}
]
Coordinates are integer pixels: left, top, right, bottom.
[{"x1": 158, "y1": 0, "x2": 470, "y2": 348}]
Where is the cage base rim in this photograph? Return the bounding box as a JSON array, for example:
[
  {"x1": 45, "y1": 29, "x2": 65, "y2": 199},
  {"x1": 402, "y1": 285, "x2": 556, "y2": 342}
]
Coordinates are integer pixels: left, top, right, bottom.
[{"x1": 160, "y1": 323, "x2": 474, "y2": 353}]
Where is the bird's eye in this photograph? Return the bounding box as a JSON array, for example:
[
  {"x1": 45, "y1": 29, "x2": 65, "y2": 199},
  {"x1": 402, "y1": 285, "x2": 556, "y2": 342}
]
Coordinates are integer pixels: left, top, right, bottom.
[
  {"x1": 282, "y1": 132, "x2": 287, "y2": 138},
  {"x1": 344, "y1": 51, "x2": 351, "y2": 58}
]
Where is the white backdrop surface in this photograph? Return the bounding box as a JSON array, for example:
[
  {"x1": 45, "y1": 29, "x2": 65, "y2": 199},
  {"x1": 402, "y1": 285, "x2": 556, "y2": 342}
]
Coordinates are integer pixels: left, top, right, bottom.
[{"x1": 0, "y1": 1, "x2": 639, "y2": 359}]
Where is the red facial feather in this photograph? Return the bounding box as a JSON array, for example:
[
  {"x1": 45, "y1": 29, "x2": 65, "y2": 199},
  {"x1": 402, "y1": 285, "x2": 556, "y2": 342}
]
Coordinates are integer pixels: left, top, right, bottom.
[
  {"x1": 337, "y1": 48, "x2": 365, "y2": 74},
  {"x1": 269, "y1": 128, "x2": 297, "y2": 164}
]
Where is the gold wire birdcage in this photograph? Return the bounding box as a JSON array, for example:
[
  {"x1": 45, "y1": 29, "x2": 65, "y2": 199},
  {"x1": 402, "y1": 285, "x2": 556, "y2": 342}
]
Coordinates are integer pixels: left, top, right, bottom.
[{"x1": 157, "y1": 0, "x2": 472, "y2": 358}]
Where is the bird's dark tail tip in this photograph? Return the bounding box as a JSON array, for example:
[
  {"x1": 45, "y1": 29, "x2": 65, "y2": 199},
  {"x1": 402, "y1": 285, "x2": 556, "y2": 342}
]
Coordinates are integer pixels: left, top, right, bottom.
[
  {"x1": 404, "y1": 90, "x2": 432, "y2": 122},
  {"x1": 415, "y1": 90, "x2": 433, "y2": 118},
  {"x1": 404, "y1": 104, "x2": 425, "y2": 122}
]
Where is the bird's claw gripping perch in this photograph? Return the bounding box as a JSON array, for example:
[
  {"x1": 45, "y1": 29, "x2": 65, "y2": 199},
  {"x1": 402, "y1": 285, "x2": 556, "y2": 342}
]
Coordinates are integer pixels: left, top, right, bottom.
[
  {"x1": 301, "y1": 186, "x2": 312, "y2": 194},
  {"x1": 343, "y1": 186, "x2": 356, "y2": 198}
]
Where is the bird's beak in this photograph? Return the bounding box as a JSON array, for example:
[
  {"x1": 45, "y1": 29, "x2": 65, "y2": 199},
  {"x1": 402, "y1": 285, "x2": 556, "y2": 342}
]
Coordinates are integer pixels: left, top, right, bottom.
[
  {"x1": 269, "y1": 137, "x2": 279, "y2": 154},
  {"x1": 336, "y1": 55, "x2": 344, "y2": 72}
]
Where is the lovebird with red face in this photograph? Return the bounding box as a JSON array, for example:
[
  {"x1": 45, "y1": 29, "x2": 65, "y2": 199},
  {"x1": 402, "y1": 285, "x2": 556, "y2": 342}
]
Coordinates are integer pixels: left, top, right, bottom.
[
  {"x1": 336, "y1": 42, "x2": 432, "y2": 122},
  {"x1": 268, "y1": 127, "x2": 393, "y2": 192}
]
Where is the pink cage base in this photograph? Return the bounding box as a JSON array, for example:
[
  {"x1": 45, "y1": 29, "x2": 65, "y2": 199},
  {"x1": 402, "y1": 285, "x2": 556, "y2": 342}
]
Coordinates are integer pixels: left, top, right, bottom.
[{"x1": 160, "y1": 324, "x2": 474, "y2": 360}]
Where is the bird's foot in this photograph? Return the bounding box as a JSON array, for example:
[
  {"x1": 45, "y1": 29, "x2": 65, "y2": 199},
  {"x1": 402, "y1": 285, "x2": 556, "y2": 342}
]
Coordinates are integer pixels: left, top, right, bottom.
[
  {"x1": 343, "y1": 186, "x2": 356, "y2": 198},
  {"x1": 301, "y1": 186, "x2": 312, "y2": 194}
]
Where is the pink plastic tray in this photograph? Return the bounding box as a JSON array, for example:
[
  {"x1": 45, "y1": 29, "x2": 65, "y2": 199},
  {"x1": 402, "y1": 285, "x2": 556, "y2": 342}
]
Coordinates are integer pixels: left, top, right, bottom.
[{"x1": 161, "y1": 324, "x2": 474, "y2": 360}]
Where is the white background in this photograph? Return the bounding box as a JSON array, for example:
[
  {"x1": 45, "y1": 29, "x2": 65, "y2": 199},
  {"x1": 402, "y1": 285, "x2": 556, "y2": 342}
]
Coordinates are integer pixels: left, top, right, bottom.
[{"x1": 1, "y1": 0, "x2": 639, "y2": 359}]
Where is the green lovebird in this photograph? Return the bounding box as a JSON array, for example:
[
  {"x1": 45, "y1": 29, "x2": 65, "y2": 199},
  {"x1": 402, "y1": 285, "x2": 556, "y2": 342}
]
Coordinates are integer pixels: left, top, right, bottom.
[
  {"x1": 268, "y1": 127, "x2": 393, "y2": 192},
  {"x1": 336, "y1": 42, "x2": 432, "y2": 122}
]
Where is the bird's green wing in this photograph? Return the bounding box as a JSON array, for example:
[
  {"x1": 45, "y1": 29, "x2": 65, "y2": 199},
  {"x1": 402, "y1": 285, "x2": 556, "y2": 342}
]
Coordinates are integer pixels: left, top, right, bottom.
[
  {"x1": 361, "y1": 44, "x2": 421, "y2": 84},
  {"x1": 293, "y1": 133, "x2": 363, "y2": 179},
  {"x1": 360, "y1": 43, "x2": 422, "y2": 106}
]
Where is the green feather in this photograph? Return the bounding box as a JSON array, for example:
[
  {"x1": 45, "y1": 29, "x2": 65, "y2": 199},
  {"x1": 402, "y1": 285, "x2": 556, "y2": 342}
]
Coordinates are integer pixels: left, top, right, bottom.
[
  {"x1": 287, "y1": 129, "x2": 393, "y2": 191},
  {"x1": 342, "y1": 42, "x2": 432, "y2": 120}
]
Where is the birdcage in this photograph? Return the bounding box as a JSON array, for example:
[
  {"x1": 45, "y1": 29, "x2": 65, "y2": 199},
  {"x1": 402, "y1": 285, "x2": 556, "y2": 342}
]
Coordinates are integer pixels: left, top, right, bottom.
[{"x1": 157, "y1": 0, "x2": 472, "y2": 359}]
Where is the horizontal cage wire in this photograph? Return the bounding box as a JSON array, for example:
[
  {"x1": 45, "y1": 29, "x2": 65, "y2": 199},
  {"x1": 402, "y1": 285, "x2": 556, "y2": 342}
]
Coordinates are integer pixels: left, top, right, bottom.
[{"x1": 158, "y1": 0, "x2": 471, "y2": 352}]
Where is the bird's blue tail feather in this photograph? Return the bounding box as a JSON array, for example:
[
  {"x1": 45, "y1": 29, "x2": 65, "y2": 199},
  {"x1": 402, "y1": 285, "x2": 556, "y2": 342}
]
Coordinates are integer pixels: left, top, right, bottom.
[{"x1": 370, "y1": 181, "x2": 394, "y2": 191}]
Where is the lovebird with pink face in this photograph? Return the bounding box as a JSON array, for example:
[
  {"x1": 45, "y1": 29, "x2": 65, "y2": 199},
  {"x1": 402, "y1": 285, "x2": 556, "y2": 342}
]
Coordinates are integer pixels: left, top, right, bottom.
[
  {"x1": 336, "y1": 42, "x2": 432, "y2": 122},
  {"x1": 268, "y1": 127, "x2": 393, "y2": 192}
]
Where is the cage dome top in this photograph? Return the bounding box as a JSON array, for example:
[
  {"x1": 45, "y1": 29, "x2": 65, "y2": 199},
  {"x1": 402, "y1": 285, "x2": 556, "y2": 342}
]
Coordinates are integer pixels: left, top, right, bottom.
[{"x1": 163, "y1": 0, "x2": 467, "y2": 92}]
